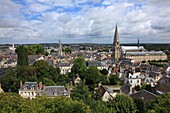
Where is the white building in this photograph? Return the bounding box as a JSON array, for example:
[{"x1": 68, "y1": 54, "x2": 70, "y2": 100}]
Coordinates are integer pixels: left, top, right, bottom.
[
  {"x1": 128, "y1": 72, "x2": 142, "y2": 88},
  {"x1": 18, "y1": 81, "x2": 41, "y2": 99}
]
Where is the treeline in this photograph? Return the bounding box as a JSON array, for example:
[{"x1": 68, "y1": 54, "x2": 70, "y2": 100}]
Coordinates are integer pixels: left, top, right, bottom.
[
  {"x1": 1, "y1": 91, "x2": 170, "y2": 113},
  {"x1": 0, "y1": 60, "x2": 68, "y2": 92},
  {"x1": 144, "y1": 44, "x2": 170, "y2": 55},
  {"x1": 148, "y1": 60, "x2": 168, "y2": 67}
]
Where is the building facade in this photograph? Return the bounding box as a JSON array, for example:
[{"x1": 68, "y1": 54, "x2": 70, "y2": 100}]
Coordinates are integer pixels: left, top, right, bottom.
[{"x1": 112, "y1": 26, "x2": 167, "y2": 62}]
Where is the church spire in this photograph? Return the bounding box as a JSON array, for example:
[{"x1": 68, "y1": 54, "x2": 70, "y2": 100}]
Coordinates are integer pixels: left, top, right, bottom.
[
  {"x1": 112, "y1": 25, "x2": 121, "y2": 61},
  {"x1": 113, "y1": 24, "x2": 120, "y2": 45},
  {"x1": 137, "y1": 38, "x2": 140, "y2": 47},
  {"x1": 59, "y1": 38, "x2": 62, "y2": 56}
]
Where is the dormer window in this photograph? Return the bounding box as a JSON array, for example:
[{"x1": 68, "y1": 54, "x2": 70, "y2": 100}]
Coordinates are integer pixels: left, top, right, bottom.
[
  {"x1": 31, "y1": 86, "x2": 35, "y2": 90},
  {"x1": 24, "y1": 86, "x2": 28, "y2": 90},
  {"x1": 53, "y1": 90, "x2": 57, "y2": 96}
]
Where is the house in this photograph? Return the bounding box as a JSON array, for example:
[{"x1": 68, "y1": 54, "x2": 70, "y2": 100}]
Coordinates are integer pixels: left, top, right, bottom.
[
  {"x1": 55, "y1": 62, "x2": 72, "y2": 74},
  {"x1": 18, "y1": 81, "x2": 42, "y2": 99},
  {"x1": 42, "y1": 86, "x2": 70, "y2": 97},
  {"x1": 149, "y1": 71, "x2": 162, "y2": 82},
  {"x1": 144, "y1": 77, "x2": 157, "y2": 87},
  {"x1": 130, "y1": 89, "x2": 157, "y2": 101},
  {"x1": 163, "y1": 63, "x2": 170, "y2": 75},
  {"x1": 98, "y1": 85, "x2": 121, "y2": 101},
  {"x1": 155, "y1": 76, "x2": 170, "y2": 94},
  {"x1": 120, "y1": 83, "x2": 131, "y2": 95},
  {"x1": 28, "y1": 55, "x2": 45, "y2": 65},
  {"x1": 128, "y1": 72, "x2": 142, "y2": 88},
  {"x1": 0, "y1": 57, "x2": 5, "y2": 68}
]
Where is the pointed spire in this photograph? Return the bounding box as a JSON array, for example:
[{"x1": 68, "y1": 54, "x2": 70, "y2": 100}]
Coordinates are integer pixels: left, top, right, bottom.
[
  {"x1": 114, "y1": 24, "x2": 120, "y2": 45},
  {"x1": 137, "y1": 38, "x2": 140, "y2": 47},
  {"x1": 59, "y1": 38, "x2": 62, "y2": 56}
]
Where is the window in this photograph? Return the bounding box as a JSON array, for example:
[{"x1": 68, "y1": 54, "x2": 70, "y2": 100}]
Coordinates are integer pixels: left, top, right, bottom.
[
  {"x1": 24, "y1": 86, "x2": 28, "y2": 90},
  {"x1": 31, "y1": 86, "x2": 35, "y2": 90}
]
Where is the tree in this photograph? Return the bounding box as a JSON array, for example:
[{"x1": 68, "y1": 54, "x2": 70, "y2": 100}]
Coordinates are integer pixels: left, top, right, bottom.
[
  {"x1": 16, "y1": 45, "x2": 29, "y2": 66},
  {"x1": 71, "y1": 81, "x2": 92, "y2": 104},
  {"x1": 71, "y1": 57, "x2": 87, "y2": 79},
  {"x1": 100, "y1": 69, "x2": 108, "y2": 75},
  {"x1": 0, "y1": 93, "x2": 92, "y2": 113},
  {"x1": 135, "y1": 85, "x2": 141, "y2": 91},
  {"x1": 63, "y1": 47, "x2": 72, "y2": 54},
  {"x1": 84, "y1": 66, "x2": 101, "y2": 90},
  {"x1": 147, "y1": 92, "x2": 170, "y2": 113},
  {"x1": 109, "y1": 74, "x2": 119, "y2": 85},
  {"x1": 107, "y1": 94, "x2": 136, "y2": 113},
  {"x1": 0, "y1": 67, "x2": 19, "y2": 92},
  {"x1": 28, "y1": 44, "x2": 45, "y2": 55}
]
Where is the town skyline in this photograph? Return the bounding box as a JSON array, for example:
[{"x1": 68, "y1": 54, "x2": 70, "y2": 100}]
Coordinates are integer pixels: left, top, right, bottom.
[{"x1": 0, "y1": 0, "x2": 170, "y2": 44}]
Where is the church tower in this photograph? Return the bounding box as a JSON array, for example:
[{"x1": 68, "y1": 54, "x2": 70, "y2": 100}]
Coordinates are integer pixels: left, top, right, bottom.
[
  {"x1": 112, "y1": 25, "x2": 121, "y2": 61},
  {"x1": 59, "y1": 39, "x2": 63, "y2": 56}
]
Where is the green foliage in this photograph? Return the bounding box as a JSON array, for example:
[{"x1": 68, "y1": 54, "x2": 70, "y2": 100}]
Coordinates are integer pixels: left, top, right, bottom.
[
  {"x1": 0, "y1": 93, "x2": 92, "y2": 113},
  {"x1": 134, "y1": 99, "x2": 146, "y2": 113},
  {"x1": 28, "y1": 44, "x2": 46, "y2": 55},
  {"x1": 63, "y1": 47, "x2": 72, "y2": 54},
  {"x1": 107, "y1": 94, "x2": 136, "y2": 113},
  {"x1": 50, "y1": 49, "x2": 56, "y2": 54},
  {"x1": 100, "y1": 69, "x2": 108, "y2": 75},
  {"x1": 0, "y1": 67, "x2": 19, "y2": 92},
  {"x1": 135, "y1": 85, "x2": 141, "y2": 91},
  {"x1": 108, "y1": 74, "x2": 119, "y2": 85},
  {"x1": 16, "y1": 45, "x2": 29, "y2": 66},
  {"x1": 84, "y1": 66, "x2": 101, "y2": 90},
  {"x1": 71, "y1": 81, "x2": 92, "y2": 103},
  {"x1": 71, "y1": 57, "x2": 87, "y2": 78},
  {"x1": 0, "y1": 60, "x2": 68, "y2": 92},
  {"x1": 148, "y1": 60, "x2": 167, "y2": 67},
  {"x1": 141, "y1": 84, "x2": 155, "y2": 93},
  {"x1": 147, "y1": 93, "x2": 170, "y2": 113}
]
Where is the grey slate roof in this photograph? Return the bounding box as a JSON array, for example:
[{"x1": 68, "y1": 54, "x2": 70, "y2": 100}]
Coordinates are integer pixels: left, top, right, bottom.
[
  {"x1": 125, "y1": 51, "x2": 166, "y2": 56},
  {"x1": 43, "y1": 86, "x2": 69, "y2": 97},
  {"x1": 20, "y1": 82, "x2": 38, "y2": 90},
  {"x1": 130, "y1": 89, "x2": 157, "y2": 101},
  {"x1": 120, "y1": 83, "x2": 131, "y2": 95}
]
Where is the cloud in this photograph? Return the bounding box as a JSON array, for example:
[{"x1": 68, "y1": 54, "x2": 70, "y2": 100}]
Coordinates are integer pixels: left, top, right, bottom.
[
  {"x1": 29, "y1": 3, "x2": 51, "y2": 12},
  {"x1": 0, "y1": 0, "x2": 170, "y2": 44}
]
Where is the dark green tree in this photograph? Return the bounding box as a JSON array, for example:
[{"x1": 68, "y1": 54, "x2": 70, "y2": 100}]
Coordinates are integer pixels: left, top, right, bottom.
[
  {"x1": 16, "y1": 45, "x2": 29, "y2": 66},
  {"x1": 147, "y1": 92, "x2": 170, "y2": 113},
  {"x1": 109, "y1": 74, "x2": 119, "y2": 85},
  {"x1": 100, "y1": 69, "x2": 108, "y2": 75},
  {"x1": 0, "y1": 67, "x2": 19, "y2": 92},
  {"x1": 135, "y1": 85, "x2": 141, "y2": 91},
  {"x1": 84, "y1": 66, "x2": 101, "y2": 90},
  {"x1": 28, "y1": 44, "x2": 45, "y2": 55},
  {"x1": 71, "y1": 81, "x2": 92, "y2": 104},
  {"x1": 107, "y1": 94, "x2": 136, "y2": 113},
  {"x1": 71, "y1": 57, "x2": 87, "y2": 79}
]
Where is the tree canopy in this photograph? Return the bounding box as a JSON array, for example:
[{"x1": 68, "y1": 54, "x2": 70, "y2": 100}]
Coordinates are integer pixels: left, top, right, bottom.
[
  {"x1": 71, "y1": 57, "x2": 87, "y2": 78},
  {"x1": 16, "y1": 45, "x2": 29, "y2": 66}
]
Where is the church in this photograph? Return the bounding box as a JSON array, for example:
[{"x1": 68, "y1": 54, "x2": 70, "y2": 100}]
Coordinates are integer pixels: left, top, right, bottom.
[{"x1": 112, "y1": 25, "x2": 167, "y2": 62}]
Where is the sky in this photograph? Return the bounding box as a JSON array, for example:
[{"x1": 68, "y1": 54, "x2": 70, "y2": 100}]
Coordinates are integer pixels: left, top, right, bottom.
[{"x1": 0, "y1": 0, "x2": 170, "y2": 44}]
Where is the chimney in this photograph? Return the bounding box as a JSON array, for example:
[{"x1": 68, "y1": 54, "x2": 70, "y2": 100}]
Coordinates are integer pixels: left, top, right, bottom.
[
  {"x1": 39, "y1": 82, "x2": 43, "y2": 89},
  {"x1": 20, "y1": 81, "x2": 22, "y2": 89},
  {"x1": 36, "y1": 87, "x2": 38, "y2": 96}
]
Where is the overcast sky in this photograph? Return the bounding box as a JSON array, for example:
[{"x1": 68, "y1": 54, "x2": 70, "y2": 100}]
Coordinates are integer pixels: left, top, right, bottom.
[{"x1": 0, "y1": 0, "x2": 170, "y2": 44}]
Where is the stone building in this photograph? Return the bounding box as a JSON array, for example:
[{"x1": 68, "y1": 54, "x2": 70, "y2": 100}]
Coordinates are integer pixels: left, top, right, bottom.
[{"x1": 112, "y1": 25, "x2": 167, "y2": 62}]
